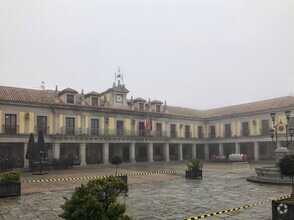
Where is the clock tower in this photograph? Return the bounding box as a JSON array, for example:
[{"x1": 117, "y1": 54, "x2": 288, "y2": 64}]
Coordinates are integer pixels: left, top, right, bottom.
[{"x1": 111, "y1": 67, "x2": 129, "y2": 108}]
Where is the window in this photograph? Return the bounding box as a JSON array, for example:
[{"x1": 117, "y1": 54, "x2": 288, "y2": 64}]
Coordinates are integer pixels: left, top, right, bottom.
[
  {"x1": 37, "y1": 116, "x2": 47, "y2": 135},
  {"x1": 116, "y1": 120, "x2": 124, "y2": 136},
  {"x1": 67, "y1": 94, "x2": 75, "y2": 104},
  {"x1": 242, "y1": 122, "x2": 249, "y2": 136},
  {"x1": 210, "y1": 126, "x2": 216, "y2": 138},
  {"x1": 156, "y1": 123, "x2": 162, "y2": 137},
  {"x1": 156, "y1": 105, "x2": 161, "y2": 112},
  {"x1": 91, "y1": 119, "x2": 99, "y2": 135},
  {"x1": 139, "y1": 103, "x2": 144, "y2": 111},
  {"x1": 198, "y1": 126, "x2": 203, "y2": 138},
  {"x1": 66, "y1": 117, "x2": 75, "y2": 135},
  {"x1": 225, "y1": 124, "x2": 231, "y2": 137},
  {"x1": 261, "y1": 120, "x2": 269, "y2": 135},
  {"x1": 185, "y1": 125, "x2": 190, "y2": 138},
  {"x1": 138, "y1": 122, "x2": 145, "y2": 136},
  {"x1": 91, "y1": 97, "x2": 99, "y2": 106},
  {"x1": 5, "y1": 114, "x2": 17, "y2": 135},
  {"x1": 170, "y1": 124, "x2": 177, "y2": 138}
]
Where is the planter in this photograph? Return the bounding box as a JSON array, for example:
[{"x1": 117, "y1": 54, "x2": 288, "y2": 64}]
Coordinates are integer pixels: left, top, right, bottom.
[
  {"x1": 113, "y1": 175, "x2": 128, "y2": 184},
  {"x1": 0, "y1": 182, "x2": 21, "y2": 196},
  {"x1": 185, "y1": 170, "x2": 202, "y2": 179},
  {"x1": 272, "y1": 198, "x2": 294, "y2": 220}
]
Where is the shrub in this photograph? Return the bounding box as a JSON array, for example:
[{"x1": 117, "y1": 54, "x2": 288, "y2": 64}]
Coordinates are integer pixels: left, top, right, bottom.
[
  {"x1": 0, "y1": 171, "x2": 20, "y2": 183},
  {"x1": 278, "y1": 154, "x2": 294, "y2": 197},
  {"x1": 59, "y1": 177, "x2": 131, "y2": 220},
  {"x1": 187, "y1": 158, "x2": 203, "y2": 171}
]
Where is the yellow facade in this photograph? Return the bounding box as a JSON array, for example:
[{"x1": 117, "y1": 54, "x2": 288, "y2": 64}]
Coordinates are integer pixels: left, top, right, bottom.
[
  {"x1": 236, "y1": 121, "x2": 241, "y2": 136},
  {"x1": 219, "y1": 123, "x2": 224, "y2": 137},
  {"x1": 231, "y1": 121, "x2": 236, "y2": 137},
  {"x1": 108, "y1": 117, "x2": 114, "y2": 135},
  {"x1": 191, "y1": 124, "x2": 194, "y2": 138},
  {"x1": 77, "y1": 115, "x2": 81, "y2": 128},
  {"x1": 50, "y1": 113, "x2": 54, "y2": 134},
  {"x1": 125, "y1": 118, "x2": 131, "y2": 135},
  {"x1": 59, "y1": 114, "x2": 63, "y2": 128},
  {"x1": 19, "y1": 112, "x2": 25, "y2": 134},
  {"x1": 29, "y1": 112, "x2": 34, "y2": 133},
  {"x1": 256, "y1": 119, "x2": 260, "y2": 135},
  {"x1": 85, "y1": 116, "x2": 89, "y2": 129}
]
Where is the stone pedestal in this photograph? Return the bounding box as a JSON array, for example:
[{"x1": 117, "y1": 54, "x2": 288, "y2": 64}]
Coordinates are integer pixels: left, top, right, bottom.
[{"x1": 274, "y1": 147, "x2": 290, "y2": 162}]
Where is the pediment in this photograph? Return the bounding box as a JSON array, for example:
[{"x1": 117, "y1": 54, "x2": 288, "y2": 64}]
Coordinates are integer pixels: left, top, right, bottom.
[{"x1": 113, "y1": 85, "x2": 129, "y2": 93}]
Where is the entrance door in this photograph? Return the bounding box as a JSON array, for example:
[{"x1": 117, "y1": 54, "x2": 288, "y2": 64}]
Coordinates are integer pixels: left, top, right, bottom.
[{"x1": 123, "y1": 147, "x2": 129, "y2": 162}]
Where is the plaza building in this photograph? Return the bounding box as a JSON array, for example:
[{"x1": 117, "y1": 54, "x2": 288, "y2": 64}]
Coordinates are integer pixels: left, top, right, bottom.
[{"x1": 0, "y1": 75, "x2": 294, "y2": 168}]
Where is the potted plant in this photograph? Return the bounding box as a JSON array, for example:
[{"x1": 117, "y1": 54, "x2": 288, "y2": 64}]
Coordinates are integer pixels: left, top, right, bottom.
[
  {"x1": 272, "y1": 154, "x2": 294, "y2": 219},
  {"x1": 111, "y1": 155, "x2": 127, "y2": 184},
  {"x1": 0, "y1": 171, "x2": 21, "y2": 196},
  {"x1": 185, "y1": 158, "x2": 203, "y2": 179}
]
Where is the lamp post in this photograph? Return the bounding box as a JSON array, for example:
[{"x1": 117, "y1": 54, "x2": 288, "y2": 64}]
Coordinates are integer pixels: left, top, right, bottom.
[{"x1": 269, "y1": 111, "x2": 294, "y2": 148}]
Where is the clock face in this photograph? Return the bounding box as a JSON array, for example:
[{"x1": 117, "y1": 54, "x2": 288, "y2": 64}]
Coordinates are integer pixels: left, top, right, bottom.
[{"x1": 116, "y1": 94, "x2": 123, "y2": 102}]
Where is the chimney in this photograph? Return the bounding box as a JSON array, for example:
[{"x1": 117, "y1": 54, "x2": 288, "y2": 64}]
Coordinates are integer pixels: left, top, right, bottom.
[{"x1": 54, "y1": 86, "x2": 59, "y2": 103}]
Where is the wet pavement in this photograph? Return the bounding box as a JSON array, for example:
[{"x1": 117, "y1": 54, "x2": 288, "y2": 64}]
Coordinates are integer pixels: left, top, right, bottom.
[{"x1": 0, "y1": 161, "x2": 291, "y2": 219}]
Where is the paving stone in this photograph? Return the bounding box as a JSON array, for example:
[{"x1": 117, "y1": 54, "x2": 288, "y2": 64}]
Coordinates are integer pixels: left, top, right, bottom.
[{"x1": 0, "y1": 161, "x2": 291, "y2": 219}]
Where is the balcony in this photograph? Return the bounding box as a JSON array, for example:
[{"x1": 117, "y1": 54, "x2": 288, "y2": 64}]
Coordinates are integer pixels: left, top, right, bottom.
[
  {"x1": 241, "y1": 129, "x2": 250, "y2": 137},
  {"x1": 2, "y1": 125, "x2": 19, "y2": 135},
  {"x1": 185, "y1": 132, "x2": 192, "y2": 139},
  {"x1": 35, "y1": 126, "x2": 50, "y2": 135}
]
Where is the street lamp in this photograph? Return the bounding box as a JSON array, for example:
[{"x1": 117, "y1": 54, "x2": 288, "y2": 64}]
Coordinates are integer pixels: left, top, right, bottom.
[{"x1": 269, "y1": 111, "x2": 294, "y2": 148}]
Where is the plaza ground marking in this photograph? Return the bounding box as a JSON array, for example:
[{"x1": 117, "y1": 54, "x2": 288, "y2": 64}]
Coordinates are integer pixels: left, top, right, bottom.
[
  {"x1": 184, "y1": 195, "x2": 290, "y2": 220},
  {"x1": 22, "y1": 170, "x2": 184, "y2": 183}
]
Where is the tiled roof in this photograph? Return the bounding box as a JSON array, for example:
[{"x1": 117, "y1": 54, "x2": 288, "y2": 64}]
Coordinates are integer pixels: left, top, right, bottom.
[
  {"x1": 0, "y1": 86, "x2": 56, "y2": 105},
  {"x1": 165, "y1": 106, "x2": 204, "y2": 118},
  {"x1": 204, "y1": 96, "x2": 294, "y2": 118},
  {"x1": 58, "y1": 87, "x2": 78, "y2": 96},
  {"x1": 150, "y1": 100, "x2": 163, "y2": 104},
  {"x1": 133, "y1": 97, "x2": 146, "y2": 102},
  {"x1": 1, "y1": 85, "x2": 294, "y2": 119},
  {"x1": 85, "y1": 91, "x2": 100, "y2": 98}
]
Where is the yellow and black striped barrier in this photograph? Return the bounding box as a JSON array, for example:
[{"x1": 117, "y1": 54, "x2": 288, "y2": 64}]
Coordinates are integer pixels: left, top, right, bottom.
[
  {"x1": 22, "y1": 170, "x2": 184, "y2": 183},
  {"x1": 184, "y1": 195, "x2": 291, "y2": 220}
]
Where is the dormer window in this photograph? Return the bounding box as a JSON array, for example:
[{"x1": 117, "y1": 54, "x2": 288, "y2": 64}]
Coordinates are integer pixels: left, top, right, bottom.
[
  {"x1": 156, "y1": 105, "x2": 161, "y2": 112},
  {"x1": 139, "y1": 102, "x2": 144, "y2": 111},
  {"x1": 92, "y1": 97, "x2": 99, "y2": 106},
  {"x1": 67, "y1": 94, "x2": 75, "y2": 104}
]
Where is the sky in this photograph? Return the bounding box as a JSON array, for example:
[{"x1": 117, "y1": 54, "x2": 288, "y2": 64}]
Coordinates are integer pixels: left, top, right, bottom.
[{"x1": 0, "y1": 0, "x2": 294, "y2": 110}]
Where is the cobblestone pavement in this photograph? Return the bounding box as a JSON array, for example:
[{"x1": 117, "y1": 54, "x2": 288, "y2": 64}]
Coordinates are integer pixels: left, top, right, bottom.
[{"x1": 0, "y1": 161, "x2": 291, "y2": 220}]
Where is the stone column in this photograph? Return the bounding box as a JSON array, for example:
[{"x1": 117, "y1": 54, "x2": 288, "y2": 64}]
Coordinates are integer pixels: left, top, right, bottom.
[
  {"x1": 254, "y1": 142, "x2": 259, "y2": 161},
  {"x1": 79, "y1": 143, "x2": 86, "y2": 166},
  {"x1": 204, "y1": 143, "x2": 209, "y2": 160},
  {"x1": 147, "y1": 143, "x2": 154, "y2": 162},
  {"x1": 23, "y1": 143, "x2": 29, "y2": 168},
  {"x1": 53, "y1": 143, "x2": 60, "y2": 159},
  {"x1": 103, "y1": 143, "x2": 109, "y2": 164},
  {"x1": 219, "y1": 143, "x2": 224, "y2": 157},
  {"x1": 192, "y1": 144, "x2": 196, "y2": 159},
  {"x1": 235, "y1": 142, "x2": 240, "y2": 154},
  {"x1": 178, "y1": 144, "x2": 183, "y2": 161},
  {"x1": 163, "y1": 143, "x2": 170, "y2": 161},
  {"x1": 129, "y1": 143, "x2": 136, "y2": 163}
]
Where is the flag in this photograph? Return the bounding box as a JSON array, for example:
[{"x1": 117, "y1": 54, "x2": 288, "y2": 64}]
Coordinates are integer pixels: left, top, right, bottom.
[
  {"x1": 149, "y1": 116, "x2": 152, "y2": 131},
  {"x1": 145, "y1": 116, "x2": 152, "y2": 132}
]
